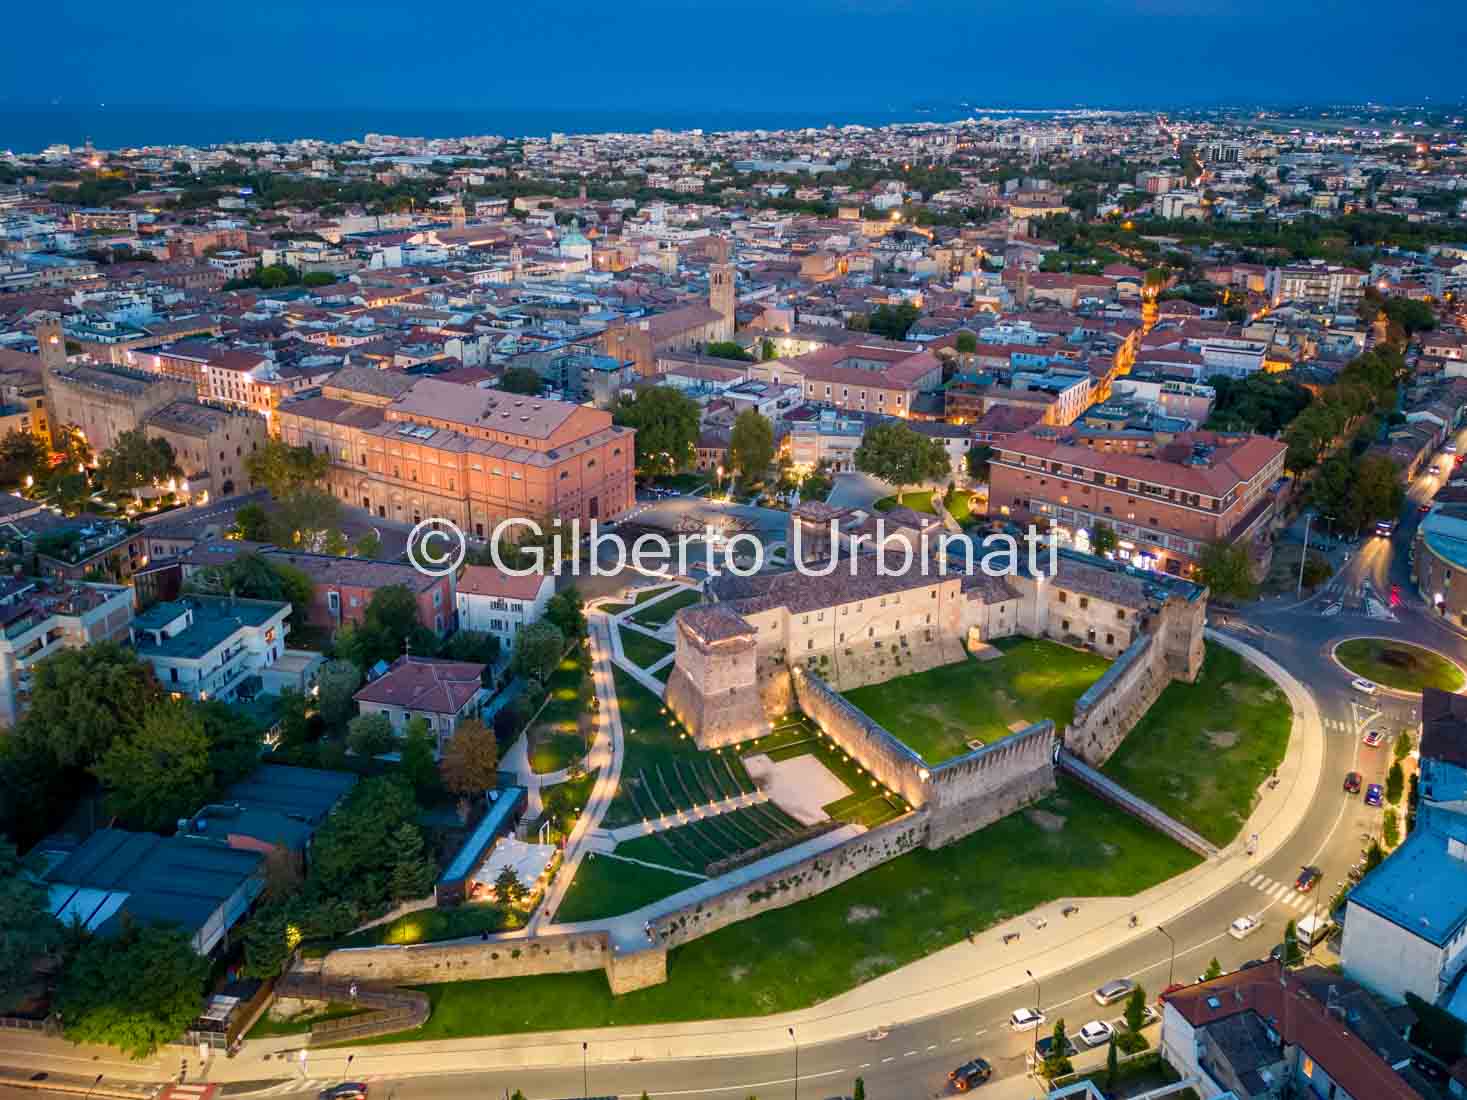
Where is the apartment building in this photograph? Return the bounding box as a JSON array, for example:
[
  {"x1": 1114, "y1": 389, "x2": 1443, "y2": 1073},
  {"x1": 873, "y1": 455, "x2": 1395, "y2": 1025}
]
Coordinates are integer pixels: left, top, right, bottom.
[
  {"x1": 755, "y1": 342, "x2": 942, "y2": 419},
  {"x1": 1266, "y1": 264, "x2": 1367, "y2": 311},
  {"x1": 131, "y1": 595, "x2": 294, "y2": 704},
  {"x1": 276, "y1": 376, "x2": 636, "y2": 536},
  {"x1": 987, "y1": 430, "x2": 1287, "y2": 576},
  {"x1": 455, "y1": 565, "x2": 554, "y2": 654},
  {"x1": 0, "y1": 577, "x2": 134, "y2": 726}
]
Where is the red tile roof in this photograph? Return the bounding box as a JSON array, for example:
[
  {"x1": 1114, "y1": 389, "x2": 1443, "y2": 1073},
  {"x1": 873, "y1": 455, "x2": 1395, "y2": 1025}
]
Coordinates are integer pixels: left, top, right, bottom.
[{"x1": 353, "y1": 655, "x2": 485, "y2": 715}]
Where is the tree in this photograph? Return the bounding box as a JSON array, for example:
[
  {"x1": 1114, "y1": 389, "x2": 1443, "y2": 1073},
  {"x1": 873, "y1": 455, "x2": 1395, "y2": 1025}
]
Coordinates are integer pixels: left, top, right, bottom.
[
  {"x1": 184, "y1": 553, "x2": 313, "y2": 623},
  {"x1": 310, "y1": 777, "x2": 419, "y2": 903},
  {"x1": 12, "y1": 643, "x2": 158, "y2": 770},
  {"x1": 1386, "y1": 761, "x2": 1405, "y2": 806},
  {"x1": 96, "y1": 429, "x2": 181, "y2": 499},
  {"x1": 268, "y1": 486, "x2": 345, "y2": 553},
  {"x1": 91, "y1": 701, "x2": 213, "y2": 831},
  {"x1": 852, "y1": 1079, "x2": 865, "y2": 1100},
  {"x1": 334, "y1": 585, "x2": 437, "y2": 671},
  {"x1": 347, "y1": 713, "x2": 395, "y2": 758},
  {"x1": 1363, "y1": 840, "x2": 1385, "y2": 873},
  {"x1": 1385, "y1": 808, "x2": 1401, "y2": 848},
  {"x1": 1196, "y1": 541, "x2": 1255, "y2": 601},
  {"x1": 1105, "y1": 1036, "x2": 1119, "y2": 1091},
  {"x1": 613, "y1": 387, "x2": 700, "y2": 477},
  {"x1": 230, "y1": 501, "x2": 271, "y2": 540},
  {"x1": 544, "y1": 588, "x2": 587, "y2": 641},
  {"x1": 0, "y1": 429, "x2": 50, "y2": 488},
  {"x1": 965, "y1": 443, "x2": 992, "y2": 482},
  {"x1": 853, "y1": 422, "x2": 950, "y2": 500},
  {"x1": 316, "y1": 659, "x2": 363, "y2": 730},
  {"x1": 388, "y1": 821, "x2": 436, "y2": 901},
  {"x1": 1090, "y1": 523, "x2": 1117, "y2": 556},
  {"x1": 0, "y1": 839, "x2": 61, "y2": 1013},
  {"x1": 728, "y1": 410, "x2": 775, "y2": 483},
  {"x1": 955, "y1": 331, "x2": 978, "y2": 355},
  {"x1": 197, "y1": 699, "x2": 263, "y2": 788},
  {"x1": 244, "y1": 440, "x2": 329, "y2": 498},
  {"x1": 353, "y1": 530, "x2": 382, "y2": 558},
  {"x1": 437, "y1": 630, "x2": 500, "y2": 675},
  {"x1": 55, "y1": 923, "x2": 208, "y2": 1057},
  {"x1": 441, "y1": 718, "x2": 500, "y2": 795},
  {"x1": 1043, "y1": 1018, "x2": 1073, "y2": 1078},
  {"x1": 1124, "y1": 986, "x2": 1147, "y2": 1035},
  {"x1": 1394, "y1": 729, "x2": 1414, "y2": 761},
  {"x1": 704, "y1": 340, "x2": 753, "y2": 362},
  {"x1": 1283, "y1": 919, "x2": 1302, "y2": 965},
  {"x1": 759, "y1": 337, "x2": 776, "y2": 361},
  {"x1": 1204, "y1": 957, "x2": 1223, "y2": 980},
  {"x1": 400, "y1": 717, "x2": 440, "y2": 801},
  {"x1": 499, "y1": 367, "x2": 543, "y2": 395},
  {"x1": 494, "y1": 865, "x2": 527, "y2": 906},
  {"x1": 866, "y1": 302, "x2": 920, "y2": 340},
  {"x1": 513, "y1": 621, "x2": 565, "y2": 686}
]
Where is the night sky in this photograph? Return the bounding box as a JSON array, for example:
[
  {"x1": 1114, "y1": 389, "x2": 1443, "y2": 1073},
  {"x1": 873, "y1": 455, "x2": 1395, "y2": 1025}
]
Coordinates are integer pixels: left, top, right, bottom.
[{"x1": 3, "y1": 0, "x2": 1464, "y2": 112}]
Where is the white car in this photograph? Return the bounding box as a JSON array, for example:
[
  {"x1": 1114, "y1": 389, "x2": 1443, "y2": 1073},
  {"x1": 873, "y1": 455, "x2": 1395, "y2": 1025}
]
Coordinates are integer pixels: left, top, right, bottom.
[
  {"x1": 1229, "y1": 915, "x2": 1261, "y2": 940},
  {"x1": 1351, "y1": 678, "x2": 1378, "y2": 696},
  {"x1": 1009, "y1": 1007, "x2": 1047, "y2": 1031},
  {"x1": 1078, "y1": 1020, "x2": 1113, "y2": 1047}
]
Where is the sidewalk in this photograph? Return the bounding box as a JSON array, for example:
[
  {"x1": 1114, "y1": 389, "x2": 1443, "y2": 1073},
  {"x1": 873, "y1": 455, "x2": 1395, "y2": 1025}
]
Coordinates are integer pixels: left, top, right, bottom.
[{"x1": 11, "y1": 635, "x2": 1323, "y2": 1090}]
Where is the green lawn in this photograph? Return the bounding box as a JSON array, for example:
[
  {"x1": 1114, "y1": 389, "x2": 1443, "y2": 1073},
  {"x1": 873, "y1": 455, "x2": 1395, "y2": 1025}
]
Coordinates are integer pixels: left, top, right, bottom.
[
  {"x1": 618, "y1": 626, "x2": 675, "y2": 669},
  {"x1": 598, "y1": 601, "x2": 632, "y2": 616},
  {"x1": 841, "y1": 638, "x2": 1110, "y2": 764},
  {"x1": 539, "y1": 769, "x2": 599, "y2": 840},
  {"x1": 604, "y1": 667, "x2": 756, "y2": 828},
  {"x1": 754, "y1": 715, "x2": 908, "y2": 827},
  {"x1": 630, "y1": 589, "x2": 702, "y2": 629},
  {"x1": 365, "y1": 778, "x2": 1198, "y2": 1039},
  {"x1": 1102, "y1": 643, "x2": 1293, "y2": 847},
  {"x1": 634, "y1": 584, "x2": 679, "y2": 605},
  {"x1": 528, "y1": 655, "x2": 588, "y2": 774},
  {"x1": 615, "y1": 801, "x2": 809, "y2": 873},
  {"x1": 551, "y1": 852, "x2": 699, "y2": 923},
  {"x1": 334, "y1": 902, "x2": 509, "y2": 949},
  {"x1": 1334, "y1": 638, "x2": 1466, "y2": 693},
  {"x1": 873, "y1": 490, "x2": 935, "y2": 513},
  {"x1": 944, "y1": 487, "x2": 975, "y2": 524}
]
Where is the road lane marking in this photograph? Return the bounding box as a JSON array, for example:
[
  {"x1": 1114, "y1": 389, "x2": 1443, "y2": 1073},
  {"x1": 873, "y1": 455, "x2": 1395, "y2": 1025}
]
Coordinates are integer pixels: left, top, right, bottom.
[
  {"x1": 926, "y1": 1044, "x2": 938, "y2": 1051},
  {"x1": 882, "y1": 1056, "x2": 896, "y2": 1063}
]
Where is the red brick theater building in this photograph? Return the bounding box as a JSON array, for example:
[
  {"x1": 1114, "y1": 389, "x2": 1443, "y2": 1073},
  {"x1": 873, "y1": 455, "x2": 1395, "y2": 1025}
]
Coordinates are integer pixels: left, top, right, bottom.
[
  {"x1": 987, "y1": 429, "x2": 1286, "y2": 577},
  {"x1": 277, "y1": 375, "x2": 636, "y2": 538}
]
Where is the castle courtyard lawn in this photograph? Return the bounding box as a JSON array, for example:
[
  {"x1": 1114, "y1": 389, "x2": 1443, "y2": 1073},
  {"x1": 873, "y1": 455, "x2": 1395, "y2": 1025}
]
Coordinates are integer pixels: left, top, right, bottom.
[
  {"x1": 618, "y1": 625, "x2": 675, "y2": 669},
  {"x1": 356, "y1": 777, "x2": 1197, "y2": 1040},
  {"x1": 841, "y1": 638, "x2": 1110, "y2": 764},
  {"x1": 551, "y1": 852, "x2": 700, "y2": 923},
  {"x1": 630, "y1": 589, "x2": 702, "y2": 629},
  {"x1": 1334, "y1": 638, "x2": 1466, "y2": 694},
  {"x1": 1101, "y1": 643, "x2": 1293, "y2": 848}
]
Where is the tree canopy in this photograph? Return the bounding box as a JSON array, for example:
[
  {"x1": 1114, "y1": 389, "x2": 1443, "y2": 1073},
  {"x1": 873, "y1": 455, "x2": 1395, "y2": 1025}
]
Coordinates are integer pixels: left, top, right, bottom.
[
  {"x1": 854, "y1": 422, "x2": 950, "y2": 495},
  {"x1": 97, "y1": 429, "x2": 181, "y2": 499},
  {"x1": 498, "y1": 367, "x2": 543, "y2": 395},
  {"x1": 92, "y1": 701, "x2": 213, "y2": 831},
  {"x1": 728, "y1": 410, "x2": 775, "y2": 483},
  {"x1": 0, "y1": 839, "x2": 61, "y2": 1013},
  {"x1": 613, "y1": 386, "x2": 700, "y2": 477}
]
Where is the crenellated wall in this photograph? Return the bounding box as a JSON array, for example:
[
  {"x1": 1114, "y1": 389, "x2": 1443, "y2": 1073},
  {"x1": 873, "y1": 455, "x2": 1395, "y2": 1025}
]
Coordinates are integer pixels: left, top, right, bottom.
[
  {"x1": 925, "y1": 721, "x2": 1057, "y2": 847},
  {"x1": 791, "y1": 668, "x2": 930, "y2": 809}
]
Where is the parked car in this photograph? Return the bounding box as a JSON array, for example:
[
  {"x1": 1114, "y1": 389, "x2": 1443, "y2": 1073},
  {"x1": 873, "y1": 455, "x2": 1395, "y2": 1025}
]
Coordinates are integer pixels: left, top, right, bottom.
[
  {"x1": 1092, "y1": 978, "x2": 1136, "y2": 1006},
  {"x1": 1344, "y1": 771, "x2": 1362, "y2": 795},
  {"x1": 319, "y1": 1086, "x2": 369, "y2": 1100},
  {"x1": 947, "y1": 1057, "x2": 992, "y2": 1091},
  {"x1": 1351, "y1": 678, "x2": 1378, "y2": 696},
  {"x1": 1009, "y1": 1007, "x2": 1046, "y2": 1031},
  {"x1": 1365, "y1": 783, "x2": 1384, "y2": 807},
  {"x1": 1363, "y1": 729, "x2": 1386, "y2": 747},
  {"x1": 1240, "y1": 957, "x2": 1270, "y2": 970},
  {"x1": 1295, "y1": 865, "x2": 1322, "y2": 893},
  {"x1": 1078, "y1": 1020, "x2": 1113, "y2": 1047},
  {"x1": 1229, "y1": 914, "x2": 1261, "y2": 940}
]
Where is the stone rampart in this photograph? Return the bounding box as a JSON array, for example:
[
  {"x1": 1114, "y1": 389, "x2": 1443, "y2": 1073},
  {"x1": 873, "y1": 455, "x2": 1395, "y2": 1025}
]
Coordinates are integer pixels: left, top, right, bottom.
[
  {"x1": 791, "y1": 667, "x2": 929, "y2": 808},
  {"x1": 925, "y1": 721, "x2": 1057, "y2": 848},
  {"x1": 318, "y1": 929, "x2": 610, "y2": 985}
]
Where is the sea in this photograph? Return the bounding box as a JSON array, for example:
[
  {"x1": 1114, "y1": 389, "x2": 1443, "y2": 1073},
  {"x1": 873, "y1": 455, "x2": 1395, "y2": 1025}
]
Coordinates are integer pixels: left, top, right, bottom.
[{"x1": 0, "y1": 104, "x2": 1060, "y2": 154}]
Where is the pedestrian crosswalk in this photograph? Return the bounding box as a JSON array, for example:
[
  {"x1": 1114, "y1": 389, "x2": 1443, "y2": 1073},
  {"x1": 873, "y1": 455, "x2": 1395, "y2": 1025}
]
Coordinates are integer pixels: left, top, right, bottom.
[
  {"x1": 1243, "y1": 872, "x2": 1326, "y2": 912},
  {"x1": 249, "y1": 1076, "x2": 379, "y2": 1097},
  {"x1": 1322, "y1": 718, "x2": 1353, "y2": 734}
]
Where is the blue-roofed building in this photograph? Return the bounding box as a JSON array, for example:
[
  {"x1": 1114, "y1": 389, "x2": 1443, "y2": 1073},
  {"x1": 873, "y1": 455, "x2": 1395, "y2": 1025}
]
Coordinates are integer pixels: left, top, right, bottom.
[
  {"x1": 435, "y1": 786, "x2": 526, "y2": 905},
  {"x1": 1343, "y1": 688, "x2": 1467, "y2": 1010}
]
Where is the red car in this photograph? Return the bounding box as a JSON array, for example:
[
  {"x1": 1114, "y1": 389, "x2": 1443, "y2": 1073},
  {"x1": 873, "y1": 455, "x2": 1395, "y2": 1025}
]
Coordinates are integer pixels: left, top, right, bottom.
[
  {"x1": 1344, "y1": 771, "x2": 1362, "y2": 795},
  {"x1": 1295, "y1": 866, "x2": 1322, "y2": 892}
]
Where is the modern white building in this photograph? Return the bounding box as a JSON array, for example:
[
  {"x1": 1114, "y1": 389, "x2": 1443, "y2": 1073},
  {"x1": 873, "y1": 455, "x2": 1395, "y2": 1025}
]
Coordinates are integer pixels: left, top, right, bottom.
[
  {"x1": 455, "y1": 566, "x2": 555, "y2": 654},
  {"x1": 131, "y1": 595, "x2": 293, "y2": 703}
]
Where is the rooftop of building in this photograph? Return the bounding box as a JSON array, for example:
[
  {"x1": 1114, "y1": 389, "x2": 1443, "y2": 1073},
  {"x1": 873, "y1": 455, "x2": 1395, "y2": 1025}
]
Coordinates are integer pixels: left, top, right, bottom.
[
  {"x1": 132, "y1": 594, "x2": 287, "y2": 661},
  {"x1": 353, "y1": 654, "x2": 485, "y2": 715}
]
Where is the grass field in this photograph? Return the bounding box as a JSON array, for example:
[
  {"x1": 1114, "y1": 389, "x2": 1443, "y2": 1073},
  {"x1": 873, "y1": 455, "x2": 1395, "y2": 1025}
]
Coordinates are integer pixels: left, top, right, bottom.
[
  {"x1": 598, "y1": 601, "x2": 633, "y2": 616},
  {"x1": 753, "y1": 715, "x2": 908, "y2": 827},
  {"x1": 551, "y1": 851, "x2": 699, "y2": 923},
  {"x1": 841, "y1": 638, "x2": 1109, "y2": 764},
  {"x1": 604, "y1": 667, "x2": 757, "y2": 828},
  {"x1": 334, "y1": 902, "x2": 508, "y2": 949},
  {"x1": 618, "y1": 626, "x2": 675, "y2": 669},
  {"x1": 539, "y1": 769, "x2": 599, "y2": 841},
  {"x1": 630, "y1": 589, "x2": 702, "y2": 629},
  {"x1": 944, "y1": 487, "x2": 975, "y2": 524},
  {"x1": 873, "y1": 490, "x2": 936, "y2": 513},
  {"x1": 1102, "y1": 643, "x2": 1293, "y2": 847},
  {"x1": 528, "y1": 654, "x2": 588, "y2": 774},
  {"x1": 1334, "y1": 638, "x2": 1466, "y2": 693},
  {"x1": 363, "y1": 778, "x2": 1197, "y2": 1039}
]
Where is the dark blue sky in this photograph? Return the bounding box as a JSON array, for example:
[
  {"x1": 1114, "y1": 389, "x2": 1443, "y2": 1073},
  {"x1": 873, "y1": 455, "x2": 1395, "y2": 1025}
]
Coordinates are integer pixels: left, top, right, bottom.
[{"x1": 3, "y1": 0, "x2": 1464, "y2": 113}]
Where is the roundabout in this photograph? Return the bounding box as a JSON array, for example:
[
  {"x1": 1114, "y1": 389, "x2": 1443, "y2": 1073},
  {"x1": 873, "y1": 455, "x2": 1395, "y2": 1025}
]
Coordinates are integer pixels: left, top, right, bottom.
[{"x1": 1332, "y1": 635, "x2": 1467, "y2": 694}]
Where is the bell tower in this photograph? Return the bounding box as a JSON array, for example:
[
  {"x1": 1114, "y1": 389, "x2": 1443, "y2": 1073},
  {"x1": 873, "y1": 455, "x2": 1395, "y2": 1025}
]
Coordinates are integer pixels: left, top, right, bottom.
[
  {"x1": 33, "y1": 311, "x2": 67, "y2": 374},
  {"x1": 707, "y1": 237, "x2": 735, "y2": 341}
]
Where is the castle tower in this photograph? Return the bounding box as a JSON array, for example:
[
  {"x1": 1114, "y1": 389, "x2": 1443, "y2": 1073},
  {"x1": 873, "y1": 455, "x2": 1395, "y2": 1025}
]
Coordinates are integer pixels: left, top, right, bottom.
[
  {"x1": 708, "y1": 239, "x2": 735, "y2": 341},
  {"x1": 33, "y1": 312, "x2": 67, "y2": 374}
]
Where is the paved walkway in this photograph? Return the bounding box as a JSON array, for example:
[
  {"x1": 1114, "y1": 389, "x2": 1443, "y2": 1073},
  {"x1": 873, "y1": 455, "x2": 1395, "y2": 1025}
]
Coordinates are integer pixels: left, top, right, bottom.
[
  {"x1": 12, "y1": 634, "x2": 1324, "y2": 1090},
  {"x1": 602, "y1": 582, "x2": 698, "y2": 698}
]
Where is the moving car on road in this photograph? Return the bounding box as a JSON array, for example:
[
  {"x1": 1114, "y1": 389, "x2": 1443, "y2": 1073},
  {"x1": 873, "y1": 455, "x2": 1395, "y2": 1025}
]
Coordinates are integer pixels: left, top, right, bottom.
[
  {"x1": 947, "y1": 1057, "x2": 992, "y2": 1091},
  {"x1": 1093, "y1": 978, "x2": 1136, "y2": 1005},
  {"x1": 1344, "y1": 771, "x2": 1362, "y2": 795},
  {"x1": 1363, "y1": 729, "x2": 1385, "y2": 747},
  {"x1": 1009, "y1": 1007, "x2": 1046, "y2": 1031},
  {"x1": 1078, "y1": 1020, "x2": 1114, "y2": 1047},
  {"x1": 1365, "y1": 783, "x2": 1384, "y2": 807},
  {"x1": 1229, "y1": 914, "x2": 1261, "y2": 940},
  {"x1": 1351, "y1": 678, "x2": 1378, "y2": 696},
  {"x1": 1295, "y1": 866, "x2": 1322, "y2": 892},
  {"x1": 319, "y1": 1086, "x2": 369, "y2": 1100}
]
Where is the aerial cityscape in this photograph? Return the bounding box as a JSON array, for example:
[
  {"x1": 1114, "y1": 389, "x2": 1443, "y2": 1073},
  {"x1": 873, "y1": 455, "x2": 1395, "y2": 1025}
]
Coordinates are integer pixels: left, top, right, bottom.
[{"x1": 4, "y1": 7, "x2": 1467, "y2": 1100}]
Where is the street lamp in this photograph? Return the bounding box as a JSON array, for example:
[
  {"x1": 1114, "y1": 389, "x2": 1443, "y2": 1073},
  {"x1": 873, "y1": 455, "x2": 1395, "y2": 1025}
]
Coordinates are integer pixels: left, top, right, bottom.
[
  {"x1": 582, "y1": 1041, "x2": 588, "y2": 1098},
  {"x1": 1025, "y1": 968, "x2": 1041, "y2": 1067},
  {"x1": 84, "y1": 1074, "x2": 103, "y2": 1100},
  {"x1": 788, "y1": 1026, "x2": 799, "y2": 1100},
  {"x1": 1157, "y1": 925, "x2": 1177, "y2": 988},
  {"x1": 341, "y1": 1054, "x2": 354, "y2": 1083}
]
